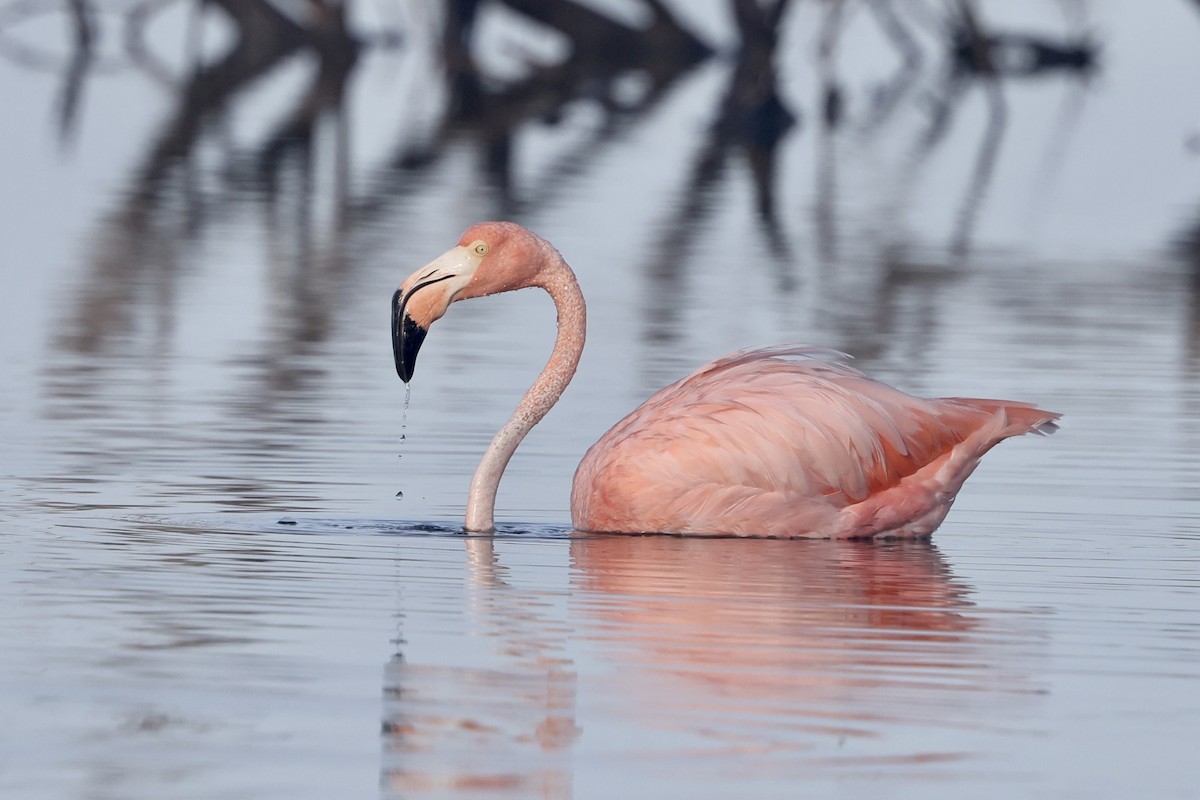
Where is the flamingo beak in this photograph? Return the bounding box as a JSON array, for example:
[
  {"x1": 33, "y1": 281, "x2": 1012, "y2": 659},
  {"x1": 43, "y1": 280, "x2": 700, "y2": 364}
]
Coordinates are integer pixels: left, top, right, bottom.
[
  {"x1": 392, "y1": 245, "x2": 486, "y2": 382},
  {"x1": 392, "y1": 287, "x2": 427, "y2": 383}
]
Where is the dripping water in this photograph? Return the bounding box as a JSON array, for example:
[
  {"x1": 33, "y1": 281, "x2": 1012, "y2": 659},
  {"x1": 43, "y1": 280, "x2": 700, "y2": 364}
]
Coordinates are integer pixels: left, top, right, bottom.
[{"x1": 396, "y1": 383, "x2": 411, "y2": 500}]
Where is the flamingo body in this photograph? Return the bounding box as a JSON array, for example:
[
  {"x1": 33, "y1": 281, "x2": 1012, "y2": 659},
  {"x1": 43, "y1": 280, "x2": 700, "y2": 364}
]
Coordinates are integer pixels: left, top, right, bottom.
[
  {"x1": 393, "y1": 222, "x2": 1060, "y2": 538},
  {"x1": 571, "y1": 346, "x2": 1058, "y2": 538}
]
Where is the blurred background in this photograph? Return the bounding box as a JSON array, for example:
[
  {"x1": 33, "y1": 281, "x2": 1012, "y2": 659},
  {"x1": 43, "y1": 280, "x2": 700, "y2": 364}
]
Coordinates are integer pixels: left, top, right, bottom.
[
  {"x1": 4, "y1": 0, "x2": 1200, "y2": 521},
  {"x1": 2, "y1": 2, "x2": 1200, "y2": 798}
]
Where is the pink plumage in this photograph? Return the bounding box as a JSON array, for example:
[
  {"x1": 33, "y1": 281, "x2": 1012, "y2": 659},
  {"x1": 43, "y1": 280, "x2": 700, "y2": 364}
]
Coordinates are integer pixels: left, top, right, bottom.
[
  {"x1": 393, "y1": 223, "x2": 1060, "y2": 538},
  {"x1": 571, "y1": 346, "x2": 1059, "y2": 537}
]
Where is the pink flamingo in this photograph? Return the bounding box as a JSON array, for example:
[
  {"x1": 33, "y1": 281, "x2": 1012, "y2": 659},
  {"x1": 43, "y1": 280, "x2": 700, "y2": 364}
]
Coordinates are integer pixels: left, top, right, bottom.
[{"x1": 393, "y1": 222, "x2": 1060, "y2": 538}]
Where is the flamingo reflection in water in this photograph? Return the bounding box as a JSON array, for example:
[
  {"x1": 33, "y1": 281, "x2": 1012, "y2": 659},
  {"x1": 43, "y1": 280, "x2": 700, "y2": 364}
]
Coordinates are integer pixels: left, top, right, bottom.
[{"x1": 568, "y1": 535, "x2": 1047, "y2": 764}]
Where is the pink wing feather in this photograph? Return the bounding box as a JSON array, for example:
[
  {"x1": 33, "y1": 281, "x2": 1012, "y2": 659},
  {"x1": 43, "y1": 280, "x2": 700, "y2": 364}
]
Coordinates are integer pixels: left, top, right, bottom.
[{"x1": 570, "y1": 346, "x2": 1059, "y2": 538}]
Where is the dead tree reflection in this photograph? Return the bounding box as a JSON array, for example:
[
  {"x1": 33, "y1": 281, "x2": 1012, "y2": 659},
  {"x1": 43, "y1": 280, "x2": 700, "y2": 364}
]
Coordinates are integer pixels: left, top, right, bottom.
[
  {"x1": 371, "y1": 0, "x2": 711, "y2": 217},
  {"x1": 921, "y1": 0, "x2": 1093, "y2": 256},
  {"x1": 637, "y1": 0, "x2": 796, "y2": 385},
  {"x1": 806, "y1": 0, "x2": 1094, "y2": 364},
  {"x1": 56, "y1": 0, "x2": 96, "y2": 147},
  {"x1": 29, "y1": 0, "x2": 716, "y2": 504},
  {"x1": 11, "y1": 0, "x2": 1104, "y2": 484},
  {"x1": 19, "y1": 0, "x2": 1102, "y2": 346}
]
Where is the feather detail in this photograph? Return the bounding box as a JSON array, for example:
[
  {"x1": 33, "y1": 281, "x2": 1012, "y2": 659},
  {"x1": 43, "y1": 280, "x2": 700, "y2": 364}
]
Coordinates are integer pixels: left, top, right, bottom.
[{"x1": 571, "y1": 345, "x2": 1059, "y2": 538}]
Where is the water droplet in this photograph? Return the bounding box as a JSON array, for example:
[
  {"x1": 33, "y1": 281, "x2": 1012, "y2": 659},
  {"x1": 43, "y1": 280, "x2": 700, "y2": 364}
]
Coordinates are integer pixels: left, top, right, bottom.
[{"x1": 395, "y1": 491, "x2": 404, "y2": 500}]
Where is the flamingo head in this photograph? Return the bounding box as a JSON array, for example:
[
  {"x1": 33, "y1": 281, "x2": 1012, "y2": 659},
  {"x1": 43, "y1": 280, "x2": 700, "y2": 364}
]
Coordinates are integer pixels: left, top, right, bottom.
[{"x1": 393, "y1": 222, "x2": 547, "y2": 382}]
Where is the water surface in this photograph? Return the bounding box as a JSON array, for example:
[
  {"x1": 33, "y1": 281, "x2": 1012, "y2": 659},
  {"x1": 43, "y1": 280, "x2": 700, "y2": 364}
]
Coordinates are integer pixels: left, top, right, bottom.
[{"x1": 2, "y1": 2, "x2": 1200, "y2": 798}]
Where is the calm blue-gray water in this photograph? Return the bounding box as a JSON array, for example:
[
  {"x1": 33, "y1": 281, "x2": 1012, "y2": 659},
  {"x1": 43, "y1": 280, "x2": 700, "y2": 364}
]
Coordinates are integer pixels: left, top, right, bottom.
[{"x1": 1, "y1": 2, "x2": 1199, "y2": 798}]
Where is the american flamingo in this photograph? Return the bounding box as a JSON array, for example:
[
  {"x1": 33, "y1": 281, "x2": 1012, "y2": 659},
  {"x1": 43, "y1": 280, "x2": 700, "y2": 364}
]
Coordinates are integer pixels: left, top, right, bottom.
[{"x1": 392, "y1": 222, "x2": 1060, "y2": 538}]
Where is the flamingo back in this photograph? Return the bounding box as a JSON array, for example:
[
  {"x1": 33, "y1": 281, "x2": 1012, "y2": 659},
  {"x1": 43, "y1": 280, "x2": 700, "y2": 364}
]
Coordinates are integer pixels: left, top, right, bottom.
[{"x1": 570, "y1": 346, "x2": 1059, "y2": 538}]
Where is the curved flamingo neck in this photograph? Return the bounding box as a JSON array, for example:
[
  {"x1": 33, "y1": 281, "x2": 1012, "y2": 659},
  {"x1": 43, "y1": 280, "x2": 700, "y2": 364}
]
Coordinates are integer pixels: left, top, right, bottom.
[{"x1": 464, "y1": 253, "x2": 586, "y2": 532}]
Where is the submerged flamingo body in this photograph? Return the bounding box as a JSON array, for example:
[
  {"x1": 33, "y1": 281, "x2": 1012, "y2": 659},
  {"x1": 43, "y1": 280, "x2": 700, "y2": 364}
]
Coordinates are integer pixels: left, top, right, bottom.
[
  {"x1": 571, "y1": 346, "x2": 1057, "y2": 537},
  {"x1": 393, "y1": 222, "x2": 1060, "y2": 538}
]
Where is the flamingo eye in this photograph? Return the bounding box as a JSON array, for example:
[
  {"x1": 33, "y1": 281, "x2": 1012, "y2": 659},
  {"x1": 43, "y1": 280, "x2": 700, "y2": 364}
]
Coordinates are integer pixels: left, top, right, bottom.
[{"x1": 472, "y1": 241, "x2": 489, "y2": 256}]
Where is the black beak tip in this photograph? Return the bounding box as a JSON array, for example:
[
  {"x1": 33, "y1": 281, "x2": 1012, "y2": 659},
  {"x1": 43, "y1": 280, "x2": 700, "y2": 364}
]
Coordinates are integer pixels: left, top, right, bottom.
[
  {"x1": 393, "y1": 289, "x2": 428, "y2": 383},
  {"x1": 398, "y1": 317, "x2": 428, "y2": 383}
]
